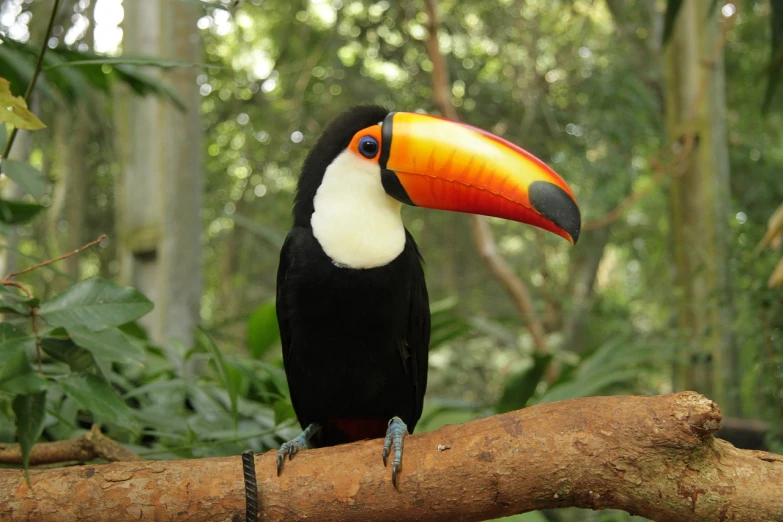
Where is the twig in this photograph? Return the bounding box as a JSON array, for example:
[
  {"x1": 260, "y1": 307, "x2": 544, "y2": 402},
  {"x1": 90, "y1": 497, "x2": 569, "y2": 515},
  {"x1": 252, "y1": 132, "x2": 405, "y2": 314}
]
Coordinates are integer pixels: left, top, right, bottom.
[
  {"x1": 422, "y1": 0, "x2": 548, "y2": 354},
  {"x1": 0, "y1": 0, "x2": 64, "y2": 168},
  {"x1": 583, "y1": 1, "x2": 736, "y2": 231},
  {"x1": 0, "y1": 424, "x2": 141, "y2": 466},
  {"x1": 3, "y1": 234, "x2": 106, "y2": 281}
]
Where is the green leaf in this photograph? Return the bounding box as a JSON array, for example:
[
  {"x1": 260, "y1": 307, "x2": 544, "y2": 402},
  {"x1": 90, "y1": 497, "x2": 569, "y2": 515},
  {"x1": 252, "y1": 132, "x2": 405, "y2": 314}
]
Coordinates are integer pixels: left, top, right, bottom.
[
  {"x1": 0, "y1": 121, "x2": 7, "y2": 150},
  {"x1": 662, "y1": 0, "x2": 683, "y2": 45},
  {"x1": 41, "y1": 337, "x2": 97, "y2": 373},
  {"x1": 763, "y1": 0, "x2": 783, "y2": 111},
  {"x1": 0, "y1": 286, "x2": 35, "y2": 315},
  {"x1": 113, "y1": 66, "x2": 186, "y2": 111},
  {"x1": 67, "y1": 326, "x2": 145, "y2": 364},
  {"x1": 273, "y1": 399, "x2": 296, "y2": 425},
  {"x1": 496, "y1": 354, "x2": 553, "y2": 413},
  {"x1": 0, "y1": 323, "x2": 35, "y2": 365},
  {"x1": 45, "y1": 57, "x2": 219, "y2": 71},
  {"x1": 58, "y1": 373, "x2": 137, "y2": 429},
  {"x1": 0, "y1": 198, "x2": 45, "y2": 224},
  {"x1": 0, "y1": 351, "x2": 48, "y2": 395},
  {"x1": 1, "y1": 159, "x2": 46, "y2": 200},
  {"x1": 199, "y1": 329, "x2": 239, "y2": 429},
  {"x1": 12, "y1": 390, "x2": 47, "y2": 482},
  {"x1": 39, "y1": 277, "x2": 153, "y2": 331},
  {"x1": 247, "y1": 301, "x2": 280, "y2": 359},
  {"x1": 0, "y1": 78, "x2": 46, "y2": 130}
]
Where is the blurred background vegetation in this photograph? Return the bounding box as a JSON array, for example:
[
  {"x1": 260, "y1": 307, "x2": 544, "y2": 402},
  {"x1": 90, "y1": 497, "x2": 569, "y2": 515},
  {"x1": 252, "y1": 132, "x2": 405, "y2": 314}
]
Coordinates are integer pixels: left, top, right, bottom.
[{"x1": 1, "y1": 0, "x2": 782, "y2": 520}]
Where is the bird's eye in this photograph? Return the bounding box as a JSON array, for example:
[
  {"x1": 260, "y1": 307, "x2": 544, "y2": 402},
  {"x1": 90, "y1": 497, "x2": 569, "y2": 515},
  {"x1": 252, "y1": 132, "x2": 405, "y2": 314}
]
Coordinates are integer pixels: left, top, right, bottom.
[{"x1": 358, "y1": 136, "x2": 379, "y2": 159}]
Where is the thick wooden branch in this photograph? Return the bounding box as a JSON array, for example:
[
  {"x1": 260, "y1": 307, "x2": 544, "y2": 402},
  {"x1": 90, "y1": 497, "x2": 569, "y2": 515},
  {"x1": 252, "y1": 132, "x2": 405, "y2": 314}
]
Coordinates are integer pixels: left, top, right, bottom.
[
  {"x1": 1, "y1": 392, "x2": 781, "y2": 521},
  {"x1": 0, "y1": 424, "x2": 141, "y2": 466}
]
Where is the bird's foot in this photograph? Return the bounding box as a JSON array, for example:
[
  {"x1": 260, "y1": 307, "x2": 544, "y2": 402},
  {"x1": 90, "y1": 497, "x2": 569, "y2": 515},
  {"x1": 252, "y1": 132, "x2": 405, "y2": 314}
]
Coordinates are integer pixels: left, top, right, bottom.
[
  {"x1": 382, "y1": 416, "x2": 408, "y2": 489},
  {"x1": 277, "y1": 422, "x2": 320, "y2": 476}
]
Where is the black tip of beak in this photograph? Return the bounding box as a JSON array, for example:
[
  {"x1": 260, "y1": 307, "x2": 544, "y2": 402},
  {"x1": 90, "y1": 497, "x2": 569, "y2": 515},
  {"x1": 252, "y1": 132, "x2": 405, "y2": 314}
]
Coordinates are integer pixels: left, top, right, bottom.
[{"x1": 529, "y1": 181, "x2": 581, "y2": 244}]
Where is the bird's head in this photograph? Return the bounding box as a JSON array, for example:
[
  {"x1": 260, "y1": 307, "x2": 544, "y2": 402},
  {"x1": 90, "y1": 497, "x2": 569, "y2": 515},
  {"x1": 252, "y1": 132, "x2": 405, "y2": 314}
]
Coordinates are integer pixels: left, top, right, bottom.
[{"x1": 295, "y1": 105, "x2": 580, "y2": 248}]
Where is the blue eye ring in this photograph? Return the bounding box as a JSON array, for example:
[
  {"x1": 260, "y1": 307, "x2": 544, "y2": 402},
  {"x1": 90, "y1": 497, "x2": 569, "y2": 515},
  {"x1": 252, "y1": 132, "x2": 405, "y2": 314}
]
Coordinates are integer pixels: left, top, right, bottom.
[{"x1": 358, "y1": 136, "x2": 379, "y2": 159}]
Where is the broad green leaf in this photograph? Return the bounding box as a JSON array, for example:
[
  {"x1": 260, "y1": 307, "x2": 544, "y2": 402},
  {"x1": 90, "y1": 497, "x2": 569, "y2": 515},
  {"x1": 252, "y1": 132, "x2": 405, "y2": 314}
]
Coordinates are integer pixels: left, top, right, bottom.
[
  {"x1": 12, "y1": 390, "x2": 46, "y2": 482},
  {"x1": 0, "y1": 323, "x2": 35, "y2": 365},
  {"x1": 0, "y1": 122, "x2": 6, "y2": 149},
  {"x1": 1, "y1": 159, "x2": 45, "y2": 200},
  {"x1": 199, "y1": 330, "x2": 238, "y2": 429},
  {"x1": 496, "y1": 353, "x2": 553, "y2": 414},
  {"x1": 39, "y1": 277, "x2": 153, "y2": 331},
  {"x1": 113, "y1": 66, "x2": 186, "y2": 110},
  {"x1": 0, "y1": 78, "x2": 46, "y2": 130},
  {"x1": 247, "y1": 301, "x2": 280, "y2": 359},
  {"x1": 0, "y1": 351, "x2": 48, "y2": 395},
  {"x1": 58, "y1": 373, "x2": 137, "y2": 429},
  {"x1": 0, "y1": 198, "x2": 45, "y2": 224},
  {"x1": 0, "y1": 286, "x2": 35, "y2": 315},
  {"x1": 41, "y1": 337, "x2": 97, "y2": 373},
  {"x1": 67, "y1": 326, "x2": 145, "y2": 364},
  {"x1": 273, "y1": 399, "x2": 295, "y2": 425}
]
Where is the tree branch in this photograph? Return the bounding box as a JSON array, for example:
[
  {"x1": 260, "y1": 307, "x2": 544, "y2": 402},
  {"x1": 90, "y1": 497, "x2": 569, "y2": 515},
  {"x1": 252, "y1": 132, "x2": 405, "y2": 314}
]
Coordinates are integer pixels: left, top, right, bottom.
[
  {"x1": 0, "y1": 425, "x2": 141, "y2": 466},
  {"x1": 422, "y1": 0, "x2": 548, "y2": 354},
  {"x1": 1, "y1": 393, "x2": 781, "y2": 521}
]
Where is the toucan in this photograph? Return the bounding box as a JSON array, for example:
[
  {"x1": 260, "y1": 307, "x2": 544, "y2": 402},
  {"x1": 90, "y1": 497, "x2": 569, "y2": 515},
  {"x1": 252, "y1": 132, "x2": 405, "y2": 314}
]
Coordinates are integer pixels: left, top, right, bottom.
[{"x1": 275, "y1": 105, "x2": 580, "y2": 487}]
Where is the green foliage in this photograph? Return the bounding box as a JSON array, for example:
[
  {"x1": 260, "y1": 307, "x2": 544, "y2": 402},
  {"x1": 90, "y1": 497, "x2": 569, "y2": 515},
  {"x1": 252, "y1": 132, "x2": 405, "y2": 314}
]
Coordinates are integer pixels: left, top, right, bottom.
[
  {"x1": 12, "y1": 391, "x2": 46, "y2": 481},
  {"x1": 38, "y1": 277, "x2": 154, "y2": 331},
  {"x1": 246, "y1": 300, "x2": 280, "y2": 359},
  {"x1": 1, "y1": 159, "x2": 45, "y2": 201}
]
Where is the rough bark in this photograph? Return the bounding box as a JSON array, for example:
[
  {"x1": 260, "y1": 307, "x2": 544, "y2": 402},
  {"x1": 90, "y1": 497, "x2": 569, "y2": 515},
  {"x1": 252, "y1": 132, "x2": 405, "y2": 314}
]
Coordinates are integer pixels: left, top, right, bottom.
[{"x1": 1, "y1": 393, "x2": 781, "y2": 522}]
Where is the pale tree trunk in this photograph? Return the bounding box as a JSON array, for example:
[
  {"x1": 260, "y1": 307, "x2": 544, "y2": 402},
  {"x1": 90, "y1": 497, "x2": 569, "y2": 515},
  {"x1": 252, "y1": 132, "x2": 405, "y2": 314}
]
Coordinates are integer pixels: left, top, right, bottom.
[
  {"x1": 116, "y1": 1, "x2": 203, "y2": 363},
  {"x1": 49, "y1": 0, "x2": 97, "y2": 282},
  {"x1": 666, "y1": 2, "x2": 739, "y2": 415}
]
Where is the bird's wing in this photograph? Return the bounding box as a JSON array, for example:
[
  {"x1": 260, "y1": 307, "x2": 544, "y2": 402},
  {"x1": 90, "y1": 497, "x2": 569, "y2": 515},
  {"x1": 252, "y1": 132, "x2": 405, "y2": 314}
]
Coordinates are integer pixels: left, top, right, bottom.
[
  {"x1": 276, "y1": 228, "x2": 301, "y2": 411},
  {"x1": 405, "y1": 232, "x2": 430, "y2": 431}
]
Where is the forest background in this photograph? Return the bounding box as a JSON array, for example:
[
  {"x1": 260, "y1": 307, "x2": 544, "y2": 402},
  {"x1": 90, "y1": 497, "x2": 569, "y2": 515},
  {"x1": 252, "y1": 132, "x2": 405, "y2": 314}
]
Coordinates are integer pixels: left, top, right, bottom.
[{"x1": 1, "y1": 0, "x2": 782, "y2": 520}]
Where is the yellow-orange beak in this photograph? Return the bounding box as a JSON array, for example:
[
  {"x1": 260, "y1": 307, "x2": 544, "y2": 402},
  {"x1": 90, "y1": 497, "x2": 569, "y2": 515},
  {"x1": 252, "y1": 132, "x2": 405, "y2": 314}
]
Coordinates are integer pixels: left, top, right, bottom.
[{"x1": 351, "y1": 112, "x2": 581, "y2": 244}]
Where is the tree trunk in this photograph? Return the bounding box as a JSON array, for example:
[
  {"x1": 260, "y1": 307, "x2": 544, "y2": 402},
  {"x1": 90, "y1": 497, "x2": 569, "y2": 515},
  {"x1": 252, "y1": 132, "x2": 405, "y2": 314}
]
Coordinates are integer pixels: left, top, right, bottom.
[
  {"x1": 115, "y1": 0, "x2": 203, "y2": 362},
  {"x1": 666, "y1": 1, "x2": 739, "y2": 415},
  {"x1": 1, "y1": 393, "x2": 781, "y2": 521}
]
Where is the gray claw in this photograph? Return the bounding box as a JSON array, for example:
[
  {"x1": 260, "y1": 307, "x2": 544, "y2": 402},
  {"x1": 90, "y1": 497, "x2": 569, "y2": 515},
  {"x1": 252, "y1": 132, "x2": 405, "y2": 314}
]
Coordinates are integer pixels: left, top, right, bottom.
[
  {"x1": 276, "y1": 423, "x2": 320, "y2": 477},
  {"x1": 382, "y1": 416, "x2": 408, "y2": 489}
]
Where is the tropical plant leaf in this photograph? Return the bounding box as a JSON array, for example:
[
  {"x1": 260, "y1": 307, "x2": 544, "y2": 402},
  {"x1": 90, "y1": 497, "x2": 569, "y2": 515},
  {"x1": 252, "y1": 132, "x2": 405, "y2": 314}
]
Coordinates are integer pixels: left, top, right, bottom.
[
  {"x1": 0, "y1": 198, "x2": 45, "y2": 224},
  {"x1": 199, "y1": 330, "x2": 239, "y2": 429},
  {"x1": 247, "y1": 301, "x2": 280, "y2": 359},
  {"x1": 58, "y1": 373, "x2": 137, "y2": 429},
  {"x1": 67, "y1": 325, "x2": 145, "y2": 364},
  {"x1": 0, "y1": 78, "x2": 46, "y2": 130},
  {"x1": 496, "y1": 353, "x2": 553, "y2": 413},
  {"x1": 1, "y1": 159, "x2": 46, "y2": 200},
  {"x1": 41, "y1": 337, "x2": 98, "y2": 373},
  {"x1": 0, "y1": 350, "x2": 49, "y2": 395},
  {"x1": 0, "y1": 286, "x2": 37, "y2": 315},
  {"x1": 38, "y1": 277, "x2": 153, "y2": 331},
  {"x1": 12, "y1": 390, "x2": 47, "y2": 483},
  {"x1": 0, "y1": 323, "x2": 35, "y2": 365}
]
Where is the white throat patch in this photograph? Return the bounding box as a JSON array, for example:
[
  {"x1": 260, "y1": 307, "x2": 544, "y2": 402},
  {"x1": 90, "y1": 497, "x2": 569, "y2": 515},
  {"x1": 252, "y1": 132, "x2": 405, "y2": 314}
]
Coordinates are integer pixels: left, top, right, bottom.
[{"x1": 311, "y1": 150, "x2": 405, "y2": 269}]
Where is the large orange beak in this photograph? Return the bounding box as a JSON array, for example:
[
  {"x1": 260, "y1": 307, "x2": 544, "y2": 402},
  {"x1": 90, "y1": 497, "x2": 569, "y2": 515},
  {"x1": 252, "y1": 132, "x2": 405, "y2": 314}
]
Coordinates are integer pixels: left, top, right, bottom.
[{"x1": 372, "y1": 112, "x2": 581, "y2": 244}]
